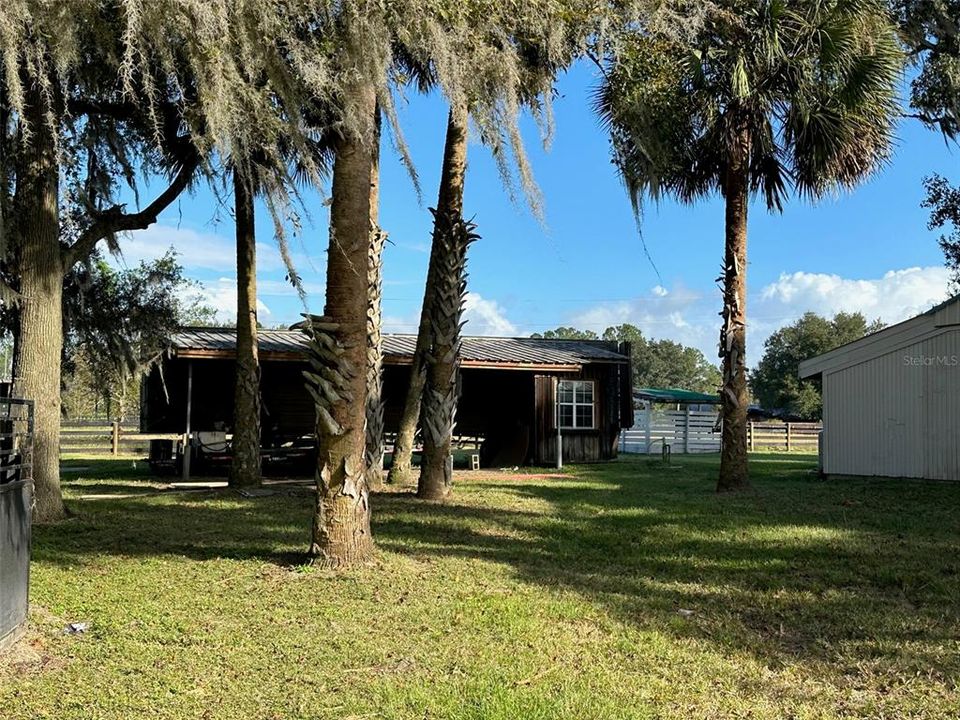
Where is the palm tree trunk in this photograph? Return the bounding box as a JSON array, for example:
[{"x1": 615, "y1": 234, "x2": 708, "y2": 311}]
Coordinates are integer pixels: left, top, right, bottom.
[
  {"x1": 387, "y1": 106, "x2": 468, "y2": 485},
  {"x1": 417, "y1": 104, "x2": 475, "y2": 500},
  {"x1": 305, "y1": 82, "x2": 377, "y2": 567},
  {"x1": 365, "y1": 227, "x2": 386, "y2": 492},
  {"x1": 12, "y1": 85, "x2": 66, "y2": 522},
  {"x1": 230, "y1": 169, "x2": 262, "y2": 488},
  {"x1": 417, "y1": 210, "x2": 477, "y2": 499},
  {"x1": 717, "y1": 127, "x2": 751, "y2": 492},
  {"x1": 365, "y1": 108, "x2": 386, "y2": 492}
]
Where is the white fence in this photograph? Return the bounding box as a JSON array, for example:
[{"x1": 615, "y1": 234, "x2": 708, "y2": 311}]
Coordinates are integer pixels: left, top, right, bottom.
[
  {"x1": 621, "y1": 408, "x2": 721, "y2": 455},
  {"x1": 620, "y1": 411, "x2": 823, "y2": 455}
]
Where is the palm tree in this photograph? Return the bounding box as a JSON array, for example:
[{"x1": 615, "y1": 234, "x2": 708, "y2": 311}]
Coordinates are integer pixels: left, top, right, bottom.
[
  {"x1": 416, "y1": 105, "x2": 478, "y2": 499},
  {"x1": 230, "y1": 166, "x2": 261, "y2": 488},
  {"x1": 596, "y1": 0, "x2": 902, "y2": 491},
  {"x1": 366, "y1": 106, "x2": 386, "y2": 493},
  {"x1": 303, "y1": 79, "x2": 378, "y2": 568},
  {"x1": 387, "y1": 104, "x2": 470, "y2": 489},
  {"x1": 388, "y1": 4, "x2": 586, "y2": 492}
]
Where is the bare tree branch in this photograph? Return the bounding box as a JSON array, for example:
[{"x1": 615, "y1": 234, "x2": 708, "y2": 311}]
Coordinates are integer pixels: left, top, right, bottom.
[{"x1": 63, "y1": 149, "x2": 199, "y2": 268}]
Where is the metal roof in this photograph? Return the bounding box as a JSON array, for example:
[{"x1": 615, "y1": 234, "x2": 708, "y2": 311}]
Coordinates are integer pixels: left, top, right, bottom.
[
  {"x1": 634, "y1": 387, "x2": 720, "y2": 405},
  {"x1": 170, "y1": 328, "x2": 628, "y2": 369}
]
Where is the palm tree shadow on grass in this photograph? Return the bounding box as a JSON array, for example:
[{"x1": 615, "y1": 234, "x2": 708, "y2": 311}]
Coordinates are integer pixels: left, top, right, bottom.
[
  {"x1": 35, "y1": 454, "x2": 960, "y2": 675},
  {"x1": 374, "y1": 457, "x2": 960, "y2": 673}
]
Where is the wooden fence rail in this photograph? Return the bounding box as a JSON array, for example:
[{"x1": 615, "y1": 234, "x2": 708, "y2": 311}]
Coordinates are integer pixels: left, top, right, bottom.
[
  {"x1": 747, "y1": 422, "x2": 821, "y2": 452},
  {"x1": 60, "y1": 421, "x2": 177, "y2": 458}
]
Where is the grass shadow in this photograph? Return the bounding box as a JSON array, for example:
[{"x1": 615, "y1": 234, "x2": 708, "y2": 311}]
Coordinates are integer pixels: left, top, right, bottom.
[{"x1": 35, "y1": 452, "x2": 960, "y2": 679}]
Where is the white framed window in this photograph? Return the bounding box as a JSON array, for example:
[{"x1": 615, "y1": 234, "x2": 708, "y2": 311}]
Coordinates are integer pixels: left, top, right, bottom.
[{"x1": 558, "y1": 380, "x2": 595, "y2": 429}]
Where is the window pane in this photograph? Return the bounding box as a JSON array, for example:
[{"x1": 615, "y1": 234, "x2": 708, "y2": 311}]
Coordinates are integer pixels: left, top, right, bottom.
[
  {"x1": 576, "y1": 382, "x2": 593, "y2": 404},
  {"x1": 576, "y1": 405, "x2": 593, "y2": 428},
  {"x1": 559, "y1": 405, "x2": 574, "y2": 428},
  {"x1": 558, "y1": 381, "x2": 574, "y2": 403},
  {"x1": 581, "y1": 382, "x2": 594, "y2": 403}
]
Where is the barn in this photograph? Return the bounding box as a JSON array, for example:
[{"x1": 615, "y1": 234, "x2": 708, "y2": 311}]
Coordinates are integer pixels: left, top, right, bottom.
[
  {"x1": 799, "y1": 295, "x2": 960, "y2": 480},
  {"x1": 141, "y1": 328, "x2": 633, "y2": 471}
]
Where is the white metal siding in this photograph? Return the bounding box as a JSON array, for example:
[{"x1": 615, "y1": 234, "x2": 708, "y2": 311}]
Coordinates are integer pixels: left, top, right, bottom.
[
  {"x1": 935, "y1": 299, "x2": 960, "y2": 327},
  {"x1": 822, "y1": 328, "x2": 960, "y2": 480}
]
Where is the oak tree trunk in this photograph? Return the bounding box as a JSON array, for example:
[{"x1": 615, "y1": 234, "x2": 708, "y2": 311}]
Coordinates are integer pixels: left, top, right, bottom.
[
  {"x1": 365, "y1": 108, "x2": 386, "y2": 492},
  {"x1": 12, "y1": 86, "x2": 66, "y2": 522},
  {"x1": 230, "y1": 169, "x2": 262, "y2": 488},
  {"x1": 387, "y1": 107, "x2": 468, "y2": 485},
  {"x1": 304, "y1": 82, "x2": 377, "y2": 567},
  {"x1": 717, "y1": 127, "x2": 751, "y2": 492}
]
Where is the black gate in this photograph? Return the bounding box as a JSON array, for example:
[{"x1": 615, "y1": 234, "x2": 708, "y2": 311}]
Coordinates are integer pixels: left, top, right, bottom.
[{"x1": 0, "y1": 398, "x2": 34, "y2": 651}]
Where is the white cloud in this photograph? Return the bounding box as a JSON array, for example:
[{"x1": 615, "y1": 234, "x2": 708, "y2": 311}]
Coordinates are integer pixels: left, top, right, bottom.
[
  {"x1": 757, "y1": 266, "x2": 951, "y2": 325},
  {"x1": 382, "y1": 312, "x2": 420, "y2": 334},
  {"x1": 380, "y1": 293, "x2": 518, "y2": 337},
  {"x1": 112, "y1": 225, "x2": 285, "y2": 273},
  {"x1": 462, "y1": 292, "x2": 518, "y2": 336},
  {"x1": 186, "y1": 278, "x2": 272, "y2": 323},
  {"x1": 565, "y1": 267, "x2": 953, "y2": 369},
  {"x1": 569, "y1": 285, "x2": 715, "y2": 355}
]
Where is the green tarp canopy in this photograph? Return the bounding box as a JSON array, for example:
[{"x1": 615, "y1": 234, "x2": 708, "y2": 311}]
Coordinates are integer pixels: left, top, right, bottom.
[{"x1": 634, "y1": 387, "x2": 721, "y2": 405}]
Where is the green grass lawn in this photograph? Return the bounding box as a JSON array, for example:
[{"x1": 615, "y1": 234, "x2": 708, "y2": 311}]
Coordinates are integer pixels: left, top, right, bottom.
[{"x1": 3, "y1": 454, "x2": 959, "y2": 719}]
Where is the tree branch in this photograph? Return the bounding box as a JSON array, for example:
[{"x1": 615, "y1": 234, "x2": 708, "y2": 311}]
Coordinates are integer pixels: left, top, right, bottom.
[
  {"x1": 585, "y1": 48, "x2": 609, "y2": 81},
  {"x1": 67, "y1": 98, "x2": 140, "y2": 121},
  {"x1": 63, "y1": 148, "x2": 200, "y2": 268}
]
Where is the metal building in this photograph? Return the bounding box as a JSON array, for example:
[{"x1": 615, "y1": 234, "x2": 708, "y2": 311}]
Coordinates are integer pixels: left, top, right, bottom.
[{"x1": 799, "y1": 296, "x2": 960, "y2": 480}]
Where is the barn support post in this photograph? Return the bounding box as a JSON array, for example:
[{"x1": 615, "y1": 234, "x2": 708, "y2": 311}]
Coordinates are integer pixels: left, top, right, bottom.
[
  {"x1": 182, "y1": 361, "x2": 193, "y2": 481},
  {"x1": 555, "y1": 377, "x2": 562, "y2": 470}
]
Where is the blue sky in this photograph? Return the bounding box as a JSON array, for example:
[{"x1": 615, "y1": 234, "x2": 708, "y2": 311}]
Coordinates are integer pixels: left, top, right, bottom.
[{"x1": 119, "y1": 60, "x2": 959, "y2": 367}]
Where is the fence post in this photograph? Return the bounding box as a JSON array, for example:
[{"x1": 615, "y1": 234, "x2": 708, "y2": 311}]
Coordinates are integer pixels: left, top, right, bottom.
[
  {"x1": 111, "y1": 421, "x2": 120, "y2": 456},
  {"x1": 684, "y1": 408, "x2": 690, "y2": 454},
  {"x1": 644, "y1": 403, "x2": 652, "y2": 454},
  {"x1": 786, "y1": 422, "x2": 792, "y2": 452},
  {"x1": 748, "y1": 422, "x2": 754, "y2": 452}
]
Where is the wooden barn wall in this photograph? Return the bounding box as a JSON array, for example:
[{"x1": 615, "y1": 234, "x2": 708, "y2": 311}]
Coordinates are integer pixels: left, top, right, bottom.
[
  {"x1": 144, "y1": 357, "x2": 626, "y2": 465},
  {"x1": 145, "y1": 360, "x2": 536, "y2": 441},
  {"x1": 822, "y1": 327, "x2": 960, "y2": 480},
  {"x1": 532, "y1": 364, "x2": 623, "y2": 465},
  {"x1": 142, "y1": 359, "x2": 316, "y2": 440},
  {"x1": 381, "y1": 366, "x2": 533, "y2": 440}
]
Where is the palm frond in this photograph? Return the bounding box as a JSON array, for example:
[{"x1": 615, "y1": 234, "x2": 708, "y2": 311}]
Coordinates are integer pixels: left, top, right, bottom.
[{"x1": 599, "y1": 0, "x2": 902, "y2": 210}]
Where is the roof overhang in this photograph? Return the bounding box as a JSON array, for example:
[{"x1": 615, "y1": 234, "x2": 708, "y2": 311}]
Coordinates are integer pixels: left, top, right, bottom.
[
  {"x1": 634, "y1": 387, "x2": 721, "y2": 404},
  {"x1": 799, "y1": 297, "x2": 960, "y2": 379},
  {"x1": 171, "y1": 347, "x2": 587, "y2": 372}
]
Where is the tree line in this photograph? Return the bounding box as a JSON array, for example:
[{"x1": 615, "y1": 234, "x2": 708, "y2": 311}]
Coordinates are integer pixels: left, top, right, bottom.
[
  {"x1": 531, "y1": 324, "x2": 722, "y2": 394},
  {"x1": 0, "y1": 0, "x2": 951, "y2": 566}
]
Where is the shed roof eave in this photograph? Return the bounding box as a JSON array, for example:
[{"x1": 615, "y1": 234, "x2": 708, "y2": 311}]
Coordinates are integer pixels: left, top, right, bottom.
[{"x1": 797, "y1": 310, "x2": 944, "y2": 378}]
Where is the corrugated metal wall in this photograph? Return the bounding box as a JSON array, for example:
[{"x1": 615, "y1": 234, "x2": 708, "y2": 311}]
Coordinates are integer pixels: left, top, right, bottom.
[{"x1": 823, "y1": 328, "x2": 960, "y2": 479}]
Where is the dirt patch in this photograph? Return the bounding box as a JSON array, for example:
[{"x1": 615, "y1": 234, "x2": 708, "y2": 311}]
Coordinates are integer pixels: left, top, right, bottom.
[{"x1": 0, "y1": 620, "x2": 67, "y2": 677}]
